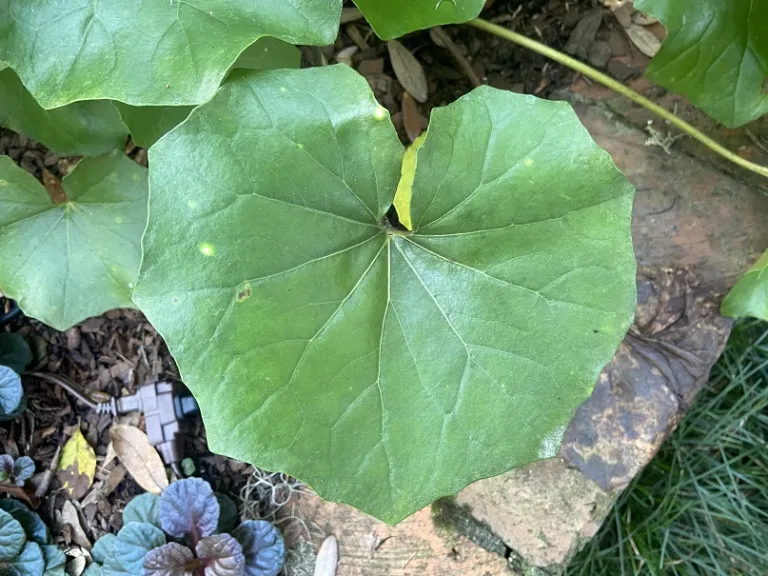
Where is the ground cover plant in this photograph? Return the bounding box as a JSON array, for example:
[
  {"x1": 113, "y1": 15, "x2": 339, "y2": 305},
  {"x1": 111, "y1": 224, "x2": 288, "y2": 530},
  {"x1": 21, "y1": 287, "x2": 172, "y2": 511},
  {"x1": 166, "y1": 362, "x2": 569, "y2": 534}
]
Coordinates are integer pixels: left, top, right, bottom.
[
  {"x1": 568, "y1": 320, "x2": 768, "y2": 576},
  {"x1": 0, "y1": 0, "x2": 766, "y2": 528},
  {"x1": 85, "y1": 478, "x2": 285, "y2": 576}
]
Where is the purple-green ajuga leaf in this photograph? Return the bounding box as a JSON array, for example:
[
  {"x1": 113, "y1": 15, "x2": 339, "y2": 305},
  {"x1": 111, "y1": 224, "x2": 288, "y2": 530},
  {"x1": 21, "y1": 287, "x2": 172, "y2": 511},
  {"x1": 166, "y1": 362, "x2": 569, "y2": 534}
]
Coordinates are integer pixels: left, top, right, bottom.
[
  {"x1": 12, "y1": 456, "x2": 34, "y2": 485},
  {"x1": 196, "y1": 534, "x2": 245, "y2": 576},
  {"x1": 113, "y1": 522, "x2": 165, "y2": 574},
  {"x1": 159, "y1": 478, "x2": 219, "y2": 541},
  {"x1": 233, "y1": 521, "x2": 285, "y2": 576},
  {"x1": 91, "y1": 534, "x2": 117, "y2": 564},
  {"x1": 123, "y1": 493, "x2": 161, "y2": 528},
  {"x1": 0, "y1": 454, "x2": 13, "y2": 483},
  {"x1": 144, "y1": 542, "x2": 196, "y2": 576}
]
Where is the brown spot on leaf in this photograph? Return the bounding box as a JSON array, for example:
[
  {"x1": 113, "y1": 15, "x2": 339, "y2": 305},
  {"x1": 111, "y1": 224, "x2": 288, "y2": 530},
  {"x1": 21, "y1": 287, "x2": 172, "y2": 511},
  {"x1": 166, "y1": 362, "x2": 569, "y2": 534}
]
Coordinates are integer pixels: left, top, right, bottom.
[{"x1": 236, "y1": 283, "x2": 252, "y2": 302}]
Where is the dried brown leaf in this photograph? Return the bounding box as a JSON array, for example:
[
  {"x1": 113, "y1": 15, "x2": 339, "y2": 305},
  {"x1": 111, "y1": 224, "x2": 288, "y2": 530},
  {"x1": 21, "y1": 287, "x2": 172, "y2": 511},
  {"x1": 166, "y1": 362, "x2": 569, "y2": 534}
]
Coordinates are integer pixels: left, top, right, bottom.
[
  {"x1": 626, "y1": 23, "x2": 661, "y2": 57},
  {"x1": 109, "y1": 425, "x2": 168, "y2": 495},
  {"x1": 61, "y1": 500, "x2": 91, "y2": 549},
  {"x1": 387, "y1": 40, "x2": 428, "y2": 103}
]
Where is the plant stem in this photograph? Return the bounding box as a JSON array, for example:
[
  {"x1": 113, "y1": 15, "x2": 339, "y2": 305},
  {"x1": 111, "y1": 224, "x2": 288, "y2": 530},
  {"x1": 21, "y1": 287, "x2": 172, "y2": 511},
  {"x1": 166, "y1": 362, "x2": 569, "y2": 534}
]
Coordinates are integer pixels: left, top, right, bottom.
[{"x1": 468, "y1": 18, "x2": 768, "y2": 180}]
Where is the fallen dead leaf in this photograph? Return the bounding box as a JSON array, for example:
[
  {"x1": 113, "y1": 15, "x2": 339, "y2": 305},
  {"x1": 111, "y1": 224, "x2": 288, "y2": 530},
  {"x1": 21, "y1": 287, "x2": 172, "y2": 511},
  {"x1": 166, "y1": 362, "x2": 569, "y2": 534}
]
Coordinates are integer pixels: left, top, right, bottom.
[
  {"x1": 110, "y1": 424, "x2": 168, "y2": 494},
  {"x1": 61, "y1": 500, "x2": 91, "y2": 550},
  {"x1": 387, "y1": 40, "x2": 428, "y2": 103},
  {"x1": 66, "y1": 555, "x2": 87, "y2": 576},
  {"x1": 57, "y1": 425, "x2": 97, "y2": 500},
  {"x1": 103, "y1": 464, "x2": 126, "y2": 496},
  {"x1": 314, "y1": 536, "x2": 338, "y2": 576},
  {"x1": 626, "y1": 23, "x2": 662, "y2": 57}
]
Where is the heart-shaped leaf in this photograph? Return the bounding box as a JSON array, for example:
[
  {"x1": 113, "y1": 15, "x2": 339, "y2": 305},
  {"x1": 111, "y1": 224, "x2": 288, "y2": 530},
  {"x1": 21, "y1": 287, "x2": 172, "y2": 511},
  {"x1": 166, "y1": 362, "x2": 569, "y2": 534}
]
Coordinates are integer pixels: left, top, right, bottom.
[
  {"x1": 195, "y1": 534, "x2": 245, "y2": 576},
  {"x1": 0, "y1": 151, "x2": 148, "y2": 331},
  {"x1": 0, "y1": 68, "x2": 128, "y2": 156},
  {"x1": 41, "y1": 544, "x2": 66, "y2": 576},
  {"x1": 0, "y1": 366, "x2": 23, "y2": 417},
  {"x1": 143, "y1": 542, "x2": 196, "y2": 576},
  {"x1": 113, "y1": 522, "x2": 166, "y2": 574},
  {"x1": 353, "y1": 0, "x2": 485, "y2": 40},
  {"x1": 122, "y1": 493, "x2": 161, "y2": 529},
  {"x1": 635, "y1": 0, "x2": 768, "y2": 128},
  {"x1": 0, "y1": 500, "x2": 47, "y2": 545},
  {"x1": 0, "y1": 508, "x2": 26, "y2": 561},
  {"x1": 0, "y1": 333, "x2": 32, "y2": 376},
  {"x1": 232, "y1": 521, "x2": 285, "y2": 576},
  {"x1": 0, "y1": 0, "x2": 342, "y2": 109},
  {"x1": 159, "y1": 478, "x2": 219, "y2": 540},
  {"x1": 722, "y1": 249, "x2": 768, "y2": 321},
  {"x1": 134, "y1": 65, "x2": 636, "y2": 523},
  {"x1": 0, "y1": 541, "x2": 44, "y2": 576}
]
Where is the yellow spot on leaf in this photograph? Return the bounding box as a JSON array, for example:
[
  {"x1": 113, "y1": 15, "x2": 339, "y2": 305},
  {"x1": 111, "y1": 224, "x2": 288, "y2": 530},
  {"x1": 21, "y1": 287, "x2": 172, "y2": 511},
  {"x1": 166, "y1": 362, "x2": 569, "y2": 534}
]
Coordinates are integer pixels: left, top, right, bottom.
[
  {"x1": 199, "y1": 243, "x2": 215, "y2": 256},
  {"x1": 374, "y1": 106, "x2": 388, "y2": 121},
  {"x1": 524, "y1": 158, "x2": 534, "y2": 166},
  {"x1": 393, "y1": 134, "x2": 426, "y2": 231},
  {"x1": 57, "y1": 423, "x2": 96, "y2": 500}
]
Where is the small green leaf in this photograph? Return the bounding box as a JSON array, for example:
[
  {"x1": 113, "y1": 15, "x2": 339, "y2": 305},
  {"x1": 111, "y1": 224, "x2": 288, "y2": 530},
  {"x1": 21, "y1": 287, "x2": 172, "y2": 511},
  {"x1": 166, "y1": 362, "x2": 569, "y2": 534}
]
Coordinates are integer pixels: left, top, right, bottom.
[
  {"x1": 112, "y1": 104, "x2": 194, "y2": 151},
  {"x1": 0, "y1": 1, "x2": 342, "y2": 109},
  {"x1": 0, "y1": 333, "x2": 32, "y2": 376},
  {"x1": 0, "y1": 152, "x2": 148, "y2": 331},
  {"x1": 0, "y1": 508, "x2": 25, "y2": 561},
  {"x1": 0, "y1": 68, "x2": 128, "y2": 156},
  {"x1": 353, "y1": 0, "x2": 485, "y2": 40},
  {"x1": 135, "y1": 67, "x2": 635, "y2": 523},
  {"x1": 722, "y1": 250, "x2": 768, "y2": 321},
  {"x1": 636, "y1": 0, "x2": 768, "y2": 128},
  {"x1": 122, "y1": 493, "x2": 161, "y2": 529},
  {"x1": 113, "y1": 523, "x2": 165, "y2": 575}
]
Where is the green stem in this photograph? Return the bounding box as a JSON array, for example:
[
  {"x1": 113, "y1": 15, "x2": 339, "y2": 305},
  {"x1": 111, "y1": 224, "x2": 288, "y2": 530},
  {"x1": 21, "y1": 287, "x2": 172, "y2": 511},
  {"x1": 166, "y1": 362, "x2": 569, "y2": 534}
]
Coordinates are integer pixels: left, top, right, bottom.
[{"x1": 469, "y1": 18, "x2": 768, "y2": 180}]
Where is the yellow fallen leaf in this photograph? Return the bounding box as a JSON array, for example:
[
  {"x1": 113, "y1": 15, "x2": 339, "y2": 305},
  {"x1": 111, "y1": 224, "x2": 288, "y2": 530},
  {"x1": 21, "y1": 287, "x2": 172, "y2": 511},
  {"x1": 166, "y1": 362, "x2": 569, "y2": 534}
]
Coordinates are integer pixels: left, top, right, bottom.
[
  {"x1": 393, "y1": 133, "x2": 426, "y2": 231},
  {"x1": 57, "y1": 423, "x2": 96, "y2": 500},
  {"x1": 109, "y1": 424, "x2": 168, "y2": 495}
]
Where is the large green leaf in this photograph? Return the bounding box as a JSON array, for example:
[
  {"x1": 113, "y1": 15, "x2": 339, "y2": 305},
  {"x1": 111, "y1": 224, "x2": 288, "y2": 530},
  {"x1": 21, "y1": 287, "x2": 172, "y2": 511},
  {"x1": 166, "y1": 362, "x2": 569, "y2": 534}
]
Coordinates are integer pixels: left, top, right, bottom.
[
  {"x1": 0, "y1": 0, "x2": 341, "y2": 109},
  {"x1": 0, "y1": 68, "x2": 127, "y2": 156},
  {"x1": 113, "y1": 38, "x2": 301, "y2": 149},
  {"x1": 722, "y1": 250, "x2": 768, "y2": 321},
  {"x1": 0, "y1": 152, "x2": 148, "y2": 330},
  {"x1": 353, "y1": 0, "x2": 485, "y2": 40},
  {"x1": 134, "y1": 66, "x2": 636, "y2": 523},
  {"x1": 636, "y1": 0, "x2": 768, "y2": 128}
]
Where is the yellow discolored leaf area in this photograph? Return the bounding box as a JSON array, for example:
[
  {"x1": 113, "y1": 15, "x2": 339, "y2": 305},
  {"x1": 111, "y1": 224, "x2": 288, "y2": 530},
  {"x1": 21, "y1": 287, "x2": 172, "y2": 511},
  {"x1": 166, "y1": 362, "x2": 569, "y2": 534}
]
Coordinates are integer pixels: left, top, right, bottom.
[
  {"x1": 57, "y1": 425, "x2": 96, "y2": 500},
  {"x1": 393, "y1": 133, "x2": 426, "y2": 231}
]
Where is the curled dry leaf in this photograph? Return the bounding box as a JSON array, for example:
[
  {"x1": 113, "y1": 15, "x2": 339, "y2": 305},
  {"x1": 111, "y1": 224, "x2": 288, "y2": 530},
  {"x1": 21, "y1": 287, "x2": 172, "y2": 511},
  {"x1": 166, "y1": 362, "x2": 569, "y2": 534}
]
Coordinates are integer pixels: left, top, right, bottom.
[
  {"x1": 57, "y1": 425, "x2": 96, "y2": 500},
  {"x1": 109, "y1": 425, "x2": 168, "y2": 495},
  {"x1": 387, "y1": 40, "x2": 428, "y2": 103},
  {"x1": 60, "y1": 500, "x2": 91, "y2": 549},
  {"x1": 626, "y1": 23, "x2": 662, "y2": 57},
  {"x1": 313, "y1": 536, "x2": 338, "y2": 576}
]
